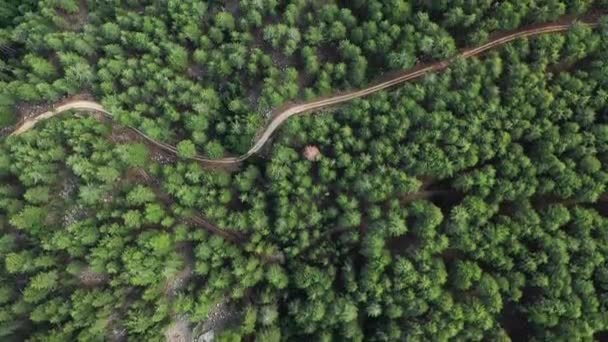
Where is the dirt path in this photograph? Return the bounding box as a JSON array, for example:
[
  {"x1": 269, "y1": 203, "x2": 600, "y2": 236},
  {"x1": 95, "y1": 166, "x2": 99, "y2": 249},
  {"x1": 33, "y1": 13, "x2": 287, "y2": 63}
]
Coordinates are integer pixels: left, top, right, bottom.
[
  {"x1": 8, "y1": 18, "x2": 600, "y2": 166},
  {"x1": 11, "y1": 101, "x2": 109, "y2": 135}
]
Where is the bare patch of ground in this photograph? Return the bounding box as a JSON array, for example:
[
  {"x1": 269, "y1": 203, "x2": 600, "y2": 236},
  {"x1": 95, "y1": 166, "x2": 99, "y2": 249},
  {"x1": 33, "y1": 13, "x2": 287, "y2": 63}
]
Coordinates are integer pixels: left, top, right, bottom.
[
  {"x1": 223, "y1": 0, "x2": 241, "y2": 17},
  {"x1": 165, "y1": 318, "x2": 192, "y2": 342},
  {"x1": 15, "y1": 103, "x2": 48, "y2": 123},
  {"x1": 59, "y1": 169, "x2": 79, "y2": 199},
  {"x1": 79, "y1": 267, "x2": 108, "y2": 287},
  {"x1": 109, "y1": 125, "x2": 141, "y2": 144},
  {"x1": 107, "y1": 312, "x2": 127, "y2": 342},
  {"x1": 151, "y1": 150, "x2": 177, "y2": 165},
  {"x1": 123, "y1": 167, "x2": 154, "y2": 186},
  {"x1": 187, "y1": 64, "x2": 205, "y2": 81},
  {"x1": 191, "y1": 299, "x2": 242, "y2": 340},
  {"x1": 499, "y1": 303, "x2": 532, "y2": 342},
  {"x1": 246, "y1": 82, "x2": 264, "y2": 110},
  {"x1": 317, "y1": 44, "x2": 341, "y2": 65},
  {"x1": 109, "y1": 125, "x2": 177, "y2": 165},
  {"x1": 62, "y1": 204, "x2": 89, "y2": 227},
  {"x1": 387, "y1": 233, "x2": 419, "y2": 256},
  {"x1": 270, "y1": 49, "x2": 297, "y2": 70},
  {"x1": 55, "y1": 0, "x2": 89, "y2": 31},
  {"x1": 197, "y1": 330, "x2": 215, "y2": 342},
  {"x1": 164, "y1": 243, "x2": 194, "y2": 297}
]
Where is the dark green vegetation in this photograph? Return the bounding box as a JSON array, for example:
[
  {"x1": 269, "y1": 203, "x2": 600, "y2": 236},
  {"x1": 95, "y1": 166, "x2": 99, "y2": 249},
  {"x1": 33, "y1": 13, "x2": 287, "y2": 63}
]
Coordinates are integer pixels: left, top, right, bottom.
[{"x1": 2, "y1": 1, "x2": 608, "y2": 341}]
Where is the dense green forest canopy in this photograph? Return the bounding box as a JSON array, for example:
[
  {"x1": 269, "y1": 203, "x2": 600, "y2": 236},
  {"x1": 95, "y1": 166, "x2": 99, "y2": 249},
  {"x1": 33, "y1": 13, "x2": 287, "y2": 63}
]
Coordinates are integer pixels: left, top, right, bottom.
[{"x1": 1, "y1": 0, "x2": 608, "y2": 341}]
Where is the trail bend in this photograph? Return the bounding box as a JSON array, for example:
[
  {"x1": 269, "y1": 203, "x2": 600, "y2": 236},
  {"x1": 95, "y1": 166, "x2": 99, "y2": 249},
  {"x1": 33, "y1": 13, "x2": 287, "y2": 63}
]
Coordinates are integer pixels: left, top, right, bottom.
[{"x1": 8, "y1": 18, "x2": 601, "y2": 166}]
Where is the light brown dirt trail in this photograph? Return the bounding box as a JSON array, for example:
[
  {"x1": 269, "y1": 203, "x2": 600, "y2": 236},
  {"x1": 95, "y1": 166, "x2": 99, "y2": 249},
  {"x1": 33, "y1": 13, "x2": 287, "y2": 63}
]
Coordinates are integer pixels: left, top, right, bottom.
[
  {"x1": 8, "y1": 18, "x2": 601, "y2": 166},
  {"x1": 11, "y1": 101, "x2": 108, "y2": 135}
]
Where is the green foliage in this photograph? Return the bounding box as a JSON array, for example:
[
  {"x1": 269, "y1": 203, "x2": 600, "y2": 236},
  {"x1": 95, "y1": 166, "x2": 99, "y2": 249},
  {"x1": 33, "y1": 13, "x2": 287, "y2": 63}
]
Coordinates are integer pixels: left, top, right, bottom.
[
  {"x1": 126, "y1": 185, "x2": 156, "y2": 206},
  {"x1": 205, "y1": 140, "x2": 225, "y2": 159},
  {"x1": 176, "y1": 140, "x2": 196, "y2": 159},
  {"x1": 23, "y1": 186, "x2": 50, "y2": 204},
  {"x1": 1, "y1": 2, "x2": 608, "y2": 342},
  {"x1": 265, "y1": 264, "x2": 288, "y2": 289},
  {"x1": 255, "y1": 327, "x2": 280, "y2": 342},
  {"x1": 117, "y1": 143, "x2": 149, "y2": 168},
  {"x1": 0, "y1": 93, "x2": 15, "y2": 127},
  {"x1": 166, "y1": 44, "x2": 189, "y2": 72},
  {"x1": 214, "y1": 12, "x2": 235, "y2": 31},
  {"x1": 24, "y1": 54, "x2": 57, "y2": 81}
]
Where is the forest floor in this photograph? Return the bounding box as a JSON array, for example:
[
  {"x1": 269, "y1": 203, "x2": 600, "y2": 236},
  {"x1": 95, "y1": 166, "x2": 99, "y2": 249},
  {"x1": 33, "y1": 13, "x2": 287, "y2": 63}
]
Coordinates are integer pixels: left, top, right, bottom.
[{"x1": 7, "y1": 17, "x2": 601, "y2": 167}]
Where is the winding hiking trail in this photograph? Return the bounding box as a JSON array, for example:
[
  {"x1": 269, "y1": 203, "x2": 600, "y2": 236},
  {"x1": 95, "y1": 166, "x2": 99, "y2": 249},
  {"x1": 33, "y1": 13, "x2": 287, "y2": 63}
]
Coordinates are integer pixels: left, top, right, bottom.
[{"x1": 8, "y1": 17, "x2": 601, "y2": 166}]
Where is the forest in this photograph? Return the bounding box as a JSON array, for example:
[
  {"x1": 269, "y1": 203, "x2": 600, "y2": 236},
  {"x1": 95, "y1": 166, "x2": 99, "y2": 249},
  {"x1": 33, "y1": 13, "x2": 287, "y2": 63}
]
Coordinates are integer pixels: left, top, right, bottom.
[{"x1": 1, "y1": 0, "x2": 608, "y2": 341}]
